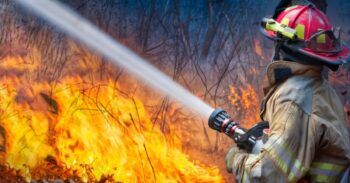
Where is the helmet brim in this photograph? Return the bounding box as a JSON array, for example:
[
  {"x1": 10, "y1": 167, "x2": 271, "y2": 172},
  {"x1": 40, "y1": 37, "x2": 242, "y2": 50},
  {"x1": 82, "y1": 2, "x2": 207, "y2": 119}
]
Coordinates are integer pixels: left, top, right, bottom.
[{"x1": 297, "y1": 43, "x2": 350, "y2": 65}]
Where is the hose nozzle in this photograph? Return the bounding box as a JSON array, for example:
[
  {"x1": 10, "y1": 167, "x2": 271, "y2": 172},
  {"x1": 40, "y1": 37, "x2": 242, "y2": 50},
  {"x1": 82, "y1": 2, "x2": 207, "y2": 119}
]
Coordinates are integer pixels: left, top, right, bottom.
[
  {"x1": 208, "y1": 108, "x2": 243, "y2": 140},
  {"x1": 208, "y1": 108, "x2": 230, "y2": 131},
  {"x1": 208, "y1": 108, "x2": 262, "y2": 152}
]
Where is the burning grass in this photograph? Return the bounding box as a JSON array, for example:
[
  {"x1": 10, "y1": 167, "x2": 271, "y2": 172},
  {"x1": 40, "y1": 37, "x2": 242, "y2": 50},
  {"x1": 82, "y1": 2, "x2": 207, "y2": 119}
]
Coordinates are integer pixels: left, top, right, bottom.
[{"x1": 0, "y1": 48, "x2": 225, "y2": 182}]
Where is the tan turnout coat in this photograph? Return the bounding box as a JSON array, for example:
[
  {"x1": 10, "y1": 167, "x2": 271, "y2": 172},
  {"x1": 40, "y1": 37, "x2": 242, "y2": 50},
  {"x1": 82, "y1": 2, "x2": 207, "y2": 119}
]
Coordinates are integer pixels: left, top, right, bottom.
[{"x1": 230, "y1": 61, "x2": 350, "y2": 183}]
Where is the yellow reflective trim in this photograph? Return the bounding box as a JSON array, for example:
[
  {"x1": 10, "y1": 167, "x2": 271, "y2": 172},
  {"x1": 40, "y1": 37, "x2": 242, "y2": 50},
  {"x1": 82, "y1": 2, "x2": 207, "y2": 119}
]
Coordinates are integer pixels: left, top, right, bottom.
[
  {"x1": 268, "y1": 147, "x2": 289, "y2": 173},
  {"x1": 287, "y1": 159, "x2": 305, "y2": 182},
  {"x1": 295, "y1": 24, "x2": 305, "y2": 40},
  {"x1": 267, "y1": 138, "x2": 306, "y2": 182},
  {"x1": 242, "y1": 171, "x2": 249, "y2": 183},
  {"x1": 317, "y1": 34, "x2": 326, "y2": 43},
  {"x1": 311, "y1": 174, "x2": 340, "y2": 182},
  {"x1": 312, "y1": 174, "x2": 329, "y2": 182},
  {"x1": 279, "y1": 141, "x2": 306, "y2": 181},
  {"x1": 311, "y1": 162, "x2": 345, "y2": 172},
  {"x1": 281, "y1": 17, "x2": 290, "y2": 26},
  {"x1": 310, "y1": 162, "x2": 345, "y2": 182}
]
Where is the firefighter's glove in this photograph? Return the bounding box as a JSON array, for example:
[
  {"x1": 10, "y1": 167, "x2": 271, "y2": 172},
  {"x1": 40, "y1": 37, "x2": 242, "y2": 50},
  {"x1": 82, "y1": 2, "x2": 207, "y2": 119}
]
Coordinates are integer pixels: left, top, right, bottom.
[{"x1": 225, "y1": 146, "x2": 247, "y2": 173}]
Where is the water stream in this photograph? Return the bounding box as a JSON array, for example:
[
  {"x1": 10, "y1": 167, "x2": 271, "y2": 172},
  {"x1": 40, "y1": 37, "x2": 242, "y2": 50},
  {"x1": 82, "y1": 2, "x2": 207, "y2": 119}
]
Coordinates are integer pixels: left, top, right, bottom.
[{"x1": 16, "y1": 0, "x2": 215, "y2": 119}]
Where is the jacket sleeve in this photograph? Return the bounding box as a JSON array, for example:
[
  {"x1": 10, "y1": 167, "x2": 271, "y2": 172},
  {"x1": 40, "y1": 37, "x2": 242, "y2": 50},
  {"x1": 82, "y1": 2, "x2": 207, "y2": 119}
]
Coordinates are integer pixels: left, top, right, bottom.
[{"x1": 230, "y1": 101, "x2": 315, "y2": 183}]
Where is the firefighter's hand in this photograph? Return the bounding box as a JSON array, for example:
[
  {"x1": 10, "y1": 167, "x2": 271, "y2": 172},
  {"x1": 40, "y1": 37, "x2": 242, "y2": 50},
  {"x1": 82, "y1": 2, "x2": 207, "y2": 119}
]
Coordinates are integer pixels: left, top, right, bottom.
[
  {"x1": 225, "y1": 146, "x2": 249, "y2": 173},
  {"x1": 225, "y1": 146, "x2": 241, "y2": 173}
]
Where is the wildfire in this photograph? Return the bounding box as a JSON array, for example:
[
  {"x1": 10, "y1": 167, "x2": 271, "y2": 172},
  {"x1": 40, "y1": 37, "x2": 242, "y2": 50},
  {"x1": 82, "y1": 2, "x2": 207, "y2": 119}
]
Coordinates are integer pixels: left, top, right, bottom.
[
  {"x1": 228, "y1": 85, "x2": 261, "y2": 127},
  {"x1": 0, "y1": 47, "x2": 223, "y2": 182}
]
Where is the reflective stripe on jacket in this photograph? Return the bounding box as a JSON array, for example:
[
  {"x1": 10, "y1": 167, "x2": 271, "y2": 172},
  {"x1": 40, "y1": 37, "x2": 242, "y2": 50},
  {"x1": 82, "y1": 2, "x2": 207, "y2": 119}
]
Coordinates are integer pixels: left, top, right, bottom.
[{"x1": 229, "y1": 61, "x2": 350, "y2": 183}]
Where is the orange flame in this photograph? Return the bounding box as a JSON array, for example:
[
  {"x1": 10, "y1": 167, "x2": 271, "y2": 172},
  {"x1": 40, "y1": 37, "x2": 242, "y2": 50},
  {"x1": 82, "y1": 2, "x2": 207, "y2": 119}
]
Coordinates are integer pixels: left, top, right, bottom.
[
  {"x1": 0, "y1": 46, "x2": 223, "y2": 182},
  {"x1": 228, "y1": 85, "x2": 260, "y2": 127},
  {"x1": 254, "y1": 39, "x2": 264, "y2": 58}
]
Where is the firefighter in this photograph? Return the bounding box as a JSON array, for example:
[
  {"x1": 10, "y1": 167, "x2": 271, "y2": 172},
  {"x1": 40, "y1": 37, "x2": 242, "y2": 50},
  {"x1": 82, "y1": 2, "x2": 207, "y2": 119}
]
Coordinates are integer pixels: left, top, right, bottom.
[{"x1": 225, "y1": 2, "x2": 350, "y2": 183}]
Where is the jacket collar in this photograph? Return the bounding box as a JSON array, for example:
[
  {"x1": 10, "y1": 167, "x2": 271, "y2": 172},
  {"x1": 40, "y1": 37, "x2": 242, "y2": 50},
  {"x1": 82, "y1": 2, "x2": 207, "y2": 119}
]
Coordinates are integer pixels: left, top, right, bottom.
[
  {"x1": 266, "y1": 61, "x2": 323, "y2": 86},
  {"x1": 260, "y1": 61, "x2": 323, "y2": 120}
]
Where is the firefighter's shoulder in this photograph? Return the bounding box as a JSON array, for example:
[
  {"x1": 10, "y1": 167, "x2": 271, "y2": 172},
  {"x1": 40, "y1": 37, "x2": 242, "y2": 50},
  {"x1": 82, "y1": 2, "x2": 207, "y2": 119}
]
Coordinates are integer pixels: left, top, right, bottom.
[{"x1": 273, "y1": 73, "x2": 317, "y2": 115}]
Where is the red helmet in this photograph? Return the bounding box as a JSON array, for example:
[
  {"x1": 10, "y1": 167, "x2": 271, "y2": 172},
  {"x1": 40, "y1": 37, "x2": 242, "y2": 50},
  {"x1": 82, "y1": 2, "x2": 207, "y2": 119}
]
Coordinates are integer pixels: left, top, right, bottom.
[{"x1": 261, "y1": 4, "x2": 350, "y2": 65}]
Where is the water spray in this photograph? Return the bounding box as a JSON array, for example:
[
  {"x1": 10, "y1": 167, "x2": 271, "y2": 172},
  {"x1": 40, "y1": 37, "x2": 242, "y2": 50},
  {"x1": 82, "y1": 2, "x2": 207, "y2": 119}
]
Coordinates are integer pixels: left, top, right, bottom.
[
  {"x1": 16, "y1": 0, "x2": 269, "y2": 152},
  {"x1": 16, "y1": 0, "x2": 214, "y2": 118}
]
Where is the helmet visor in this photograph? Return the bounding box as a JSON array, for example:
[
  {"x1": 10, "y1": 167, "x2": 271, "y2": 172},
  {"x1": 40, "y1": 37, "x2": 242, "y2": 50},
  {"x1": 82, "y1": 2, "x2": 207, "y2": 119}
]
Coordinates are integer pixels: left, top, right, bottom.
[{"x1": 305, "y1": 30, "x2": 342, "y2": 54}]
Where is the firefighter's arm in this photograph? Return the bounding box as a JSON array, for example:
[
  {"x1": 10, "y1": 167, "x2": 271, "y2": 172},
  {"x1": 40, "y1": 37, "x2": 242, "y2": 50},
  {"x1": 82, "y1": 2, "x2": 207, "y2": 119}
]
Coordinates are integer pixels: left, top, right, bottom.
[{"x1": 227, "y1": 101, "x2": 313, "y2": 183}]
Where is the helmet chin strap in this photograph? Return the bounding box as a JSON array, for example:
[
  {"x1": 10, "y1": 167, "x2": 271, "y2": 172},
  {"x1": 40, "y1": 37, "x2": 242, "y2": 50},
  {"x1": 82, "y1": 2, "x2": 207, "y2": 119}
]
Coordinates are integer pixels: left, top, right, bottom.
[
  {"x1": 272, "y1": 41, "x2": 283, "y2": 61},
  {"x1": 272, "y1": 33, "x2": 290, "y2": 61},
  {"x1": 272, "y1": 35, "x2": 296, "y2": 62},
  {"x1": 272, "y1": 44, "x2": 300, "y2": 63}
]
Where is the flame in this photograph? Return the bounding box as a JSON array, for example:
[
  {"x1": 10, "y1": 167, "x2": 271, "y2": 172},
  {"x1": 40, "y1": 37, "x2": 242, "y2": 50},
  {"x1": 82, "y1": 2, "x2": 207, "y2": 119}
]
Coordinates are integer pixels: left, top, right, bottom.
[
  {"x1": 0, "y1": 47, "x2": 223, "y2": 182},
  {"x1": 254, "y1": 39, "x2": 263, "y2": 58},
  {"x1": 228, "y1": 85, "x2": 260, "y2": 127}
]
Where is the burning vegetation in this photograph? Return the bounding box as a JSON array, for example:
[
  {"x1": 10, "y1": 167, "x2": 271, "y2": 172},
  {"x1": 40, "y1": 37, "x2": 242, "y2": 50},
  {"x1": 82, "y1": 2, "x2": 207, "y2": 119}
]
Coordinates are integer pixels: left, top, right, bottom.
[
  {"x1": 0, "y1": 0, "x2": 350, "y2": 182},
  {"x1": 0, "y1": 45, "x2": 224, "y2": 182}
]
